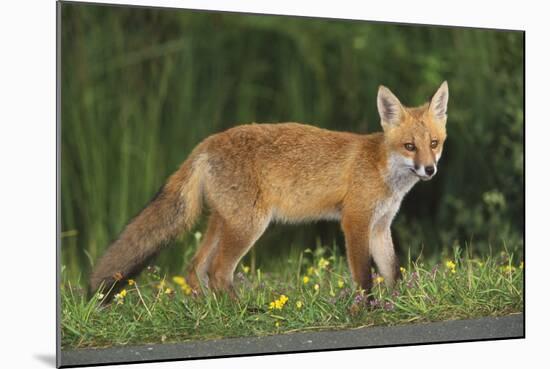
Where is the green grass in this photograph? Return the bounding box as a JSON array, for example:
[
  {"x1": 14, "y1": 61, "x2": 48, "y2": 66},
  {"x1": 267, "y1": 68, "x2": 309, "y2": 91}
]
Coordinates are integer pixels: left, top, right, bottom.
[{"x1": 61, "y1": 245, "x2": 523, "y2": 349}]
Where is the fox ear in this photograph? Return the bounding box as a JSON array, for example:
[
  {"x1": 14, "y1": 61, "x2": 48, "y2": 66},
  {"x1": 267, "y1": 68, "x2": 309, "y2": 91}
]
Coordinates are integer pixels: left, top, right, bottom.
[
  {"x1": 377, "y1": 85, "x2": 405, "y2": 130},
  {"x1": 429, "y1": 81, "x2": 449, "y2": 122}
]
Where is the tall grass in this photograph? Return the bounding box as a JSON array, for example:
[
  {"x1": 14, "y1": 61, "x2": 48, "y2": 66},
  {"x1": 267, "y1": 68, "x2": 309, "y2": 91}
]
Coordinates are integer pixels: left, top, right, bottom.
[
  {"x1": 61, "y1": 245, "x2": 523, "y2": 349},
  {"x1": 60, "y1": 3, "x2": 524, "y2": 281}
]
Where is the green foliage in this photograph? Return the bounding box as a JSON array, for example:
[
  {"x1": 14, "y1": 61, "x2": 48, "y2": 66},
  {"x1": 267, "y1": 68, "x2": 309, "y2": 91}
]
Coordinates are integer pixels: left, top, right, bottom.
[
  {"x1": 60, "y1": 3, "x2": 524, "y2": 280},
  {"x1": 61, "y1": 246, "x2": 523, "y2": 349}
]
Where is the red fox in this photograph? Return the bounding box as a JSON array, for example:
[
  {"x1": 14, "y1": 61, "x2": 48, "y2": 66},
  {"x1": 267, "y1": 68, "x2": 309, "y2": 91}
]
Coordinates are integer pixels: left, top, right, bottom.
[{"x1": 90, "y1": 81, "x2": 449, "y2": 299}]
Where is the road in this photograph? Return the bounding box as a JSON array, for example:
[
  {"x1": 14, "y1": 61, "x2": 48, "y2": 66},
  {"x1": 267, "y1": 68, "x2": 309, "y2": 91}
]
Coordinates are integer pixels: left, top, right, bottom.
[{"x1": 60, "y1": 313, "x2": 523, "y2": 367}]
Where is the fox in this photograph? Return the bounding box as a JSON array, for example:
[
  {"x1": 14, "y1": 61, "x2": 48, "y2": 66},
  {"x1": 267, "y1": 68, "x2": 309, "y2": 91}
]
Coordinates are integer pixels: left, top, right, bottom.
[{"x1": 90, "y1": 81, "x2": 449, "y2": 300}]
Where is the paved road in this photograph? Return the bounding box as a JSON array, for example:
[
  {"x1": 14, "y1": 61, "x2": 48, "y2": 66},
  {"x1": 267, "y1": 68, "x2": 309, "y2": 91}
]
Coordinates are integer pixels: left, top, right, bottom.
[{"x1": 60, "y1": 313, "x2": 523, "y2": 367}]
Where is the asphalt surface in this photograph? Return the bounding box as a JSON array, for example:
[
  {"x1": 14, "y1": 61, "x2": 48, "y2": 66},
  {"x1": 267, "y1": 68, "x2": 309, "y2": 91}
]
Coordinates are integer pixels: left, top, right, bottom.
[{"x1": 60, "y1": 313, "x2": 523, "y2": 367}]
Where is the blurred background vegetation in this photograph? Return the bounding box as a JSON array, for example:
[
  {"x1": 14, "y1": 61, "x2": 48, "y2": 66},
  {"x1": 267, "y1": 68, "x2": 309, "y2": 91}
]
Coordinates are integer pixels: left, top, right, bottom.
[{"x1": 60, "y1": 3, "x2": 524, "y2": 282}]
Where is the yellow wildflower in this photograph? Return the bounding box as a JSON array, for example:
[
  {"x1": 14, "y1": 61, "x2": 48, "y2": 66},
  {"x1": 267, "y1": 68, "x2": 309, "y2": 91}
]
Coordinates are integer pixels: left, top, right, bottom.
[
  {"x1": 296, "y1": 301, "x2": 303, "y2": 309},
  {"x1": 268, "y1": 295, "x2": 289, "y2": 310},
  {"x1": 314, "y1": 283, "x2": 320, "y2": 292},
  {"x1": 302, "y1": 276, "x2": 310, "y2": 284},
  {"x1": 275, "y1": 321, "x2": 280, "y2": 327},
  {"x1": 374, "y1": 276, "x2": 384, "y2": 284},
  {"x1": 172, "y1": 276, "x2": 186, "y2": 286},
  {"x1": 114, "y1": 289, "x2": 127, "y2": 304},
  {"x1": 307, "y1": 266, "x2": 315, "y2": 276},
  {"x1": 318, "y1": 257, "x2": 330, "y2": 269},
  {"x1": 400, "y1": 267, "x2": 406, "y2": 274},
  {"x1": 337, "y1": 279, "x2": 345, "y2": 288},
  {"x1": 165, "y1": 288, "x2": 173, "y2": 294},
  {"x1": 242, "y1": 265, "x2": 250, "y2": 274},
  {"x1": 172, "y1": 276, "x2": 192, "y2": 295},
  {"x1": 501, "y1": 265, "x2": 516, "y2": 274},
  {"x1": 128, "y1": 279, "x2": 135, "y2": 286},
  {"x1": 445, "y1": 260, "x2": 457, "y2": 273},
  {"x1": 181, "y1": 285, "x2": 192, "y2": 295}
]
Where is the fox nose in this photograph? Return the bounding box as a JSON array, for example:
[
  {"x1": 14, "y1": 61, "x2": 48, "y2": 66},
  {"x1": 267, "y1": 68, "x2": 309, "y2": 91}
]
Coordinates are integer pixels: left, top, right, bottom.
[{"x1": 425, "y1": 166, "x2": 435, "y2": 176}]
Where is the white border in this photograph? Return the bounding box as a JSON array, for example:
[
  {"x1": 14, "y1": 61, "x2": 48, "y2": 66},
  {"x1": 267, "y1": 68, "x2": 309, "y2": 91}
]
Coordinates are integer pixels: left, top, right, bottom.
[{"x1": 1, "y1": 1, "x2": 546, "y2": 368}]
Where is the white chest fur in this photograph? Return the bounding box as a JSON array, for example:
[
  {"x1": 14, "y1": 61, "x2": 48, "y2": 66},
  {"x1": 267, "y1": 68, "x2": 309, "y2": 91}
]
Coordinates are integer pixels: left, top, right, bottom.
[{"x1": 371, "y1": 154, "x2": 419, "y2": 231}]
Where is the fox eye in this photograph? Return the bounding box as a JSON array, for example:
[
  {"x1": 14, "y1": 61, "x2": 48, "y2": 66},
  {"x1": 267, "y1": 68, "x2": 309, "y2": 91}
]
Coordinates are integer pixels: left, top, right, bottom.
[
  {"x1": 431, "y1": 140, "x2": 438, "y2": 149},
  {"x1": 404, "y1": 143, "x2": 416, "y2": 151}
]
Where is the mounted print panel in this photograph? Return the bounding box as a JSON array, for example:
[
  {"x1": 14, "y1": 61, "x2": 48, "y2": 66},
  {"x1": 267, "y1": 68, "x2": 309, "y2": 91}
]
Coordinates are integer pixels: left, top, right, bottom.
[{"x1": 57, "y1": 1, "x2": 524, "y2": 367}]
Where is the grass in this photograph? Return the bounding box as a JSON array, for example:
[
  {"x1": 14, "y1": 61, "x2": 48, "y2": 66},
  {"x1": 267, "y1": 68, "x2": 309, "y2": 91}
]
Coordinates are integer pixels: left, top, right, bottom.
[{"x1": 60, "y1": 245, "x2": 523, "y2": 349}]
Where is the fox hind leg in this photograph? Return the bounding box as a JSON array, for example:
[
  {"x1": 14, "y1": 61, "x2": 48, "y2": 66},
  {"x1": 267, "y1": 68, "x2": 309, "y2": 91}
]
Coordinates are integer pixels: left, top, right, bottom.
[
  {"x1": 186, "y1": 212, "x2": 221, "y2": 292},
  {"x1": 207, "y1": 214, "x2": 270, "y2": 297}
]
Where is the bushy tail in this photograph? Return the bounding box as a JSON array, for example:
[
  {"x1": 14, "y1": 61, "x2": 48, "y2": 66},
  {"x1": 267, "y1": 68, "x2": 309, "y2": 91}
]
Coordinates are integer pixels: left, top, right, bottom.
[{"x1": 89, "y1": 152, "x2": 208, "y2": 297}]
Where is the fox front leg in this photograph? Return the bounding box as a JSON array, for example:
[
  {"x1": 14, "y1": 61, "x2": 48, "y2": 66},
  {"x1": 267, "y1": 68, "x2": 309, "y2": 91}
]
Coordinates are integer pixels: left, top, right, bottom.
[
  {"x1": 341, "y1": 212, "x2": 373, "y2": 295},
  {"x1": 370, "y1": 223, "x2": 401, "y2": 288}
]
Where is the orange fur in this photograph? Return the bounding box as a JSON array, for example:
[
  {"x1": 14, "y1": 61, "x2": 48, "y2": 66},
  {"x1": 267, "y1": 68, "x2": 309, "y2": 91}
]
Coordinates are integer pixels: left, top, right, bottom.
[{"x1": 90, "y1": 82, "x2": 449, "y2": 299}]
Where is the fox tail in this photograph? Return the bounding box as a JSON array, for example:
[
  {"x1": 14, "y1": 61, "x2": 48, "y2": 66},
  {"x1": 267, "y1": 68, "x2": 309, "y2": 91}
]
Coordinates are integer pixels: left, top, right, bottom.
[{"x1": 89, "y1": 150, "x2": 208, "y2": 298}]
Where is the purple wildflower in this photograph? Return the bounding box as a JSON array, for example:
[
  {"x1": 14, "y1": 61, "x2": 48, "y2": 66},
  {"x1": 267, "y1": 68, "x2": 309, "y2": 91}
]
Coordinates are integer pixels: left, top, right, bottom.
[{"x1": 369, "y1": 298, "x2": 381, "y2": 308}]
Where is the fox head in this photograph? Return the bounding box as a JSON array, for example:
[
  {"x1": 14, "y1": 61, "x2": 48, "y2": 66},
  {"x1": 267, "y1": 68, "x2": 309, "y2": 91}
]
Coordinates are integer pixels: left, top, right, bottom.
[{"x1": 377, "y1": 81, "x2": 449, "y2": 181}]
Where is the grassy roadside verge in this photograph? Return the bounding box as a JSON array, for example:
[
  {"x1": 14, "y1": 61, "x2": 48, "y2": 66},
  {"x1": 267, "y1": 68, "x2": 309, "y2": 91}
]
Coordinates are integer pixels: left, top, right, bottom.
[{"x1": 61, "y1": 246, "x2": 523, "y2": 349}]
